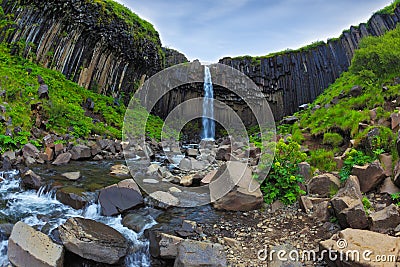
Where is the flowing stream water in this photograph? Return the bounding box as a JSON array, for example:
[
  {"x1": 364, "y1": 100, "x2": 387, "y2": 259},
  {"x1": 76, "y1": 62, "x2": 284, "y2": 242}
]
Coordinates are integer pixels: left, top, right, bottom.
[
  {"x1": 202, "y1": 66, "x2": 215, "y2": 140},
  {"x1": 0, "y1": 168, "x2": 156, "y2": 267}
]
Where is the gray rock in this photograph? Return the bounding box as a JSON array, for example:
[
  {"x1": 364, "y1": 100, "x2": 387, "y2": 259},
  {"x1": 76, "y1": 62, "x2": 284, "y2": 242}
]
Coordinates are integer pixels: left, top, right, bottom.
[
  {"x1": 351, "y1": 160, "x2": 386, "y2": 193},
  {"x1": 2, "y1": 150, "x2": 16, "y2": 161},
  {"x1": 211, "y1": 161, "x2": 263, "y2": 211},
  {"x1": 330, "y1": 175, "x2": 368, "y2": 229},
  {"x1": 22, "y1": 143, "x2": 39, "y2": 159},
  {"x1": 52, "y1": 152, "x2": 72, "y2": 165},
  {"x1": 148, "y1": 232, "x2": 183, "y2": 259},
  {"x1": 21, "y1": 169, "x2": 42, "y2": 190},
  {"x1": 0, "y1": 223, "x2": 14, "y2": 239},
  {"x1": 122, "y1": 213, "x2": 153, "y2": 233},
  {"x1": 174, "y1": 240, "x2": 227, "y2": 267},
  {"x1": 320, "y1": 228, "x2": 400, "y2": 267},
  {"x1": 61, "y1": 171, "x2": 81, "y2": 181},
  {"x1": 349, "y1": 85, "x2": 363, "y2": 97},
  {"x1": 58, "y1": 217, "x2": 128, "y2": 265},
  {"x1": 307, "y1": 173, "x2": 340, "y2": 197},
  {"x1": 149, "y1": 191, "x2": 180, "y2": 209},
  {"x1": 8, "y1": 221, "x2": 64, "y2": 267},
  {"x1": 99, "y1": 179, "x2": 143, "y2": 216},
  {"x1": 38, "y1": 84, "x2": 49, "y2": 99},
  {"x1": 379, "y1": 177, "x2": 400, "y2": 195},
  {"x1": 179, "y1": 158, "x2": 192, "y2": 171},
  {"x1": 186, "y1": 148, "x2": 198, "y2": 157},
  {"x1": 298, "y1": 162, "x2": 312, "y2": 181},
  {"x1": 56, "y1": 189, "x2": 87, "y2": 210},
  {"x1": 299, "y1": 196, "x2": 330, "y2": 222},
  {"x1": 215, "y1": 145, "x2": 231, "y2": 161},
  {"x1": 369, "y1": 204, "x2": 400, "y2": 233},
  {"x1": 70, "y1": 145, "x2": 91, "y2": 160},
  {"x1": 281, "y1": 116, "x2": 298, "y2": 125}
]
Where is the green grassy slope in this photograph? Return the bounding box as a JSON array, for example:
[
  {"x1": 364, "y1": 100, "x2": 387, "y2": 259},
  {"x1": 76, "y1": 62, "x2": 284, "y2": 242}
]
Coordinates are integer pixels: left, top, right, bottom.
[{"x1": 283, "y1": 25, "x2": 400, "y2": 173}]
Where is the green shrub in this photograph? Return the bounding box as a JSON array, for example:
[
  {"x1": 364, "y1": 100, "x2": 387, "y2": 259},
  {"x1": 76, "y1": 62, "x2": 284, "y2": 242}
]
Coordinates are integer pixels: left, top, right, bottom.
[
  {"x1": 261, "y1": 138, "x2": 307, "y2": 205},
  {"x1": 362, "y1": 196, "x2": 372, "y2": 214},
  {"x1": 391, "y1": 192, "x2": 400, "y2": 206},
  {"x1": 350, "y1": 25, "x2": 400, "y2": 79},
  {"x1": 323, "y1": 132, "x2": 343, "y2": 147},
  {"x1": 309, "y1": 149, "x2": 337, "y2": 172},
  {"x1": 339, "y1": 149, "x2": 374, "y2": 181},
  {"x1": 355, "y1": 126, "x2": 396, "y2": 156}
]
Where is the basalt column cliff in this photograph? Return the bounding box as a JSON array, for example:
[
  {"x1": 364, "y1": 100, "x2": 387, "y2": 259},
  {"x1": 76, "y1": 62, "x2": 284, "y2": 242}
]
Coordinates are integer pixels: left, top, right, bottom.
[
  {"x1": 0, "y1": 0, "x2": 164, "y2": 101},
  {"x1": 220, "y1": 7, "x2": 400, "y2": 120}
]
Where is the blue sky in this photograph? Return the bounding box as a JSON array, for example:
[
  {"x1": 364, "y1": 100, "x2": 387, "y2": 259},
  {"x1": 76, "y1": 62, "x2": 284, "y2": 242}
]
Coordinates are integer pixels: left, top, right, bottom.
[{"x1": 115, "y1": 0, "x2": 393, "y2": 63}]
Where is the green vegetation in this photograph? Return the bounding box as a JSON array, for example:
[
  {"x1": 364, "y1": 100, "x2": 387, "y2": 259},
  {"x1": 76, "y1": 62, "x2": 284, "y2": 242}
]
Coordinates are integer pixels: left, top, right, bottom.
[
  {"x1": 233, "y1": 41, "x2": 326, "y2": 63},
  {"x1": 322, "y1": 132, "x2": 343, "y2": 147},
  {"x1": 339, "y1": 149, "x2": 374, "y2": 181},
  {"x1": 376, "y1": 0, "x2": 400, "y2": 15},
  {"x1": 261, "y1": 138, "x2": 306, "y2": 205},
  {"x1": 391, "y1": 192, "x2": 400, "y2": 206},
  {"x1": 309, "y1": 149, "x2": 337, "y2": 172},
  {"x1": 261, "y1": 16, "x2": 400, "y2": 205},
  {"x1": 297, "y1": 26, "x2": 400, "y2": 140},
  {"x1": 0, "y1": 42, "x2": 166, "y2": 152},
  {"x1": 362, "y1": 196, "x2": 372, "y2": 215},
  {"x1": 0, "y1": 43, "x2": 124, "y2": 138}
]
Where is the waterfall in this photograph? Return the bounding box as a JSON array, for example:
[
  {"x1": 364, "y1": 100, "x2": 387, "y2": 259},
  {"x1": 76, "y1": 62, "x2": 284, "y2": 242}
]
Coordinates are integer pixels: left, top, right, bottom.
[{"x1": 202, "y1": 66, "x2": 215, "y2": 140}]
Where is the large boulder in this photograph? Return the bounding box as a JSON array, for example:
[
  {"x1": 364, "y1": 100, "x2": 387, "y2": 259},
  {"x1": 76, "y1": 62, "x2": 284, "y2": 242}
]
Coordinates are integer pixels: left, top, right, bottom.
[
  {"x1": 379, "y1": 153, "x2": 393, "y2": 177},
  {"x1": 379, "y1": 177, "x2": 400, "y2": 194},
  {"x1": 351, "y1": 160, "x2": 386, "y2": 193},
  {"x1": 22, "y1": 143, "x2": 39, "y2": 159},
  {"x1": 58, "y1": 217, "x2": 128, "y2": 264},
  {"x1": 330, "y1": 176, "x2": 369, "y2": 229},
  {"x1": 148, "y1": 191, "x2": 180, "y2": 209},
  {"x1": 320, "y1": 228, "x2": 400, "y2": 267},
  {"x1": 174, "y1": 240, "x2": 227, "y2": 267},
  {"x1": 307, "y1": 173, "x2": 340, "y2": 197},
  {"x1": 99, "y1": 179, "x2": 143, "y2": 216},
  {"x1": 8, "y1": 221, "x2": 64, "y2": 267},
  {"x1": 369, "y1": 204, "x2": 400, "y2": 233},
  {"x1": 21, "y1": 169, "x2": 42, "y2": 190},
  {"x1": 52, "y1": 152, "x2": 72, "y2": 165},
  {"x1": 122, "y1": 213, "x2": 153, "y2": 233},
  {"x1": 211, "y1": 161, "x2": 263, "y2": 211},
  {"x1": 148, "y1": 231, "x2": 183, "y2": 259},
  {"x1": 70, "y1": 145, "x2": 91, "y2": 160},
  {"x1": 56, "y1": 188, "x2": 88, "y2": 210},
  {"x1": 299, "y1": 196, "x2": 330, "y2": 222}
]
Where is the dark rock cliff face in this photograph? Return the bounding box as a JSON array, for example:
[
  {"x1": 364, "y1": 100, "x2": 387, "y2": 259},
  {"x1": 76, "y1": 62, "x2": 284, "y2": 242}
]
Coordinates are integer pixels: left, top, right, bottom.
[
  {"x1": 0, "y1": 0, "x2": 164, "y2": 101},
  {"x1": 219, "y1": 7, "x2": 400, "y2": 120},
  {"x1": 163, "y1": 47, "x2": 189, "y2": 68}
]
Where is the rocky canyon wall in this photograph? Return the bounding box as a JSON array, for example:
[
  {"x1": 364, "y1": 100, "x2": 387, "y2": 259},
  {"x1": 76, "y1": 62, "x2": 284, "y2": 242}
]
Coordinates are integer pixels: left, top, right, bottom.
[
  {"x1": 219, "y1": 7, "x2": 400, "y2": 120},
  {"x1": 0, "y1": 0, "x2": 164, "y2": 101}
]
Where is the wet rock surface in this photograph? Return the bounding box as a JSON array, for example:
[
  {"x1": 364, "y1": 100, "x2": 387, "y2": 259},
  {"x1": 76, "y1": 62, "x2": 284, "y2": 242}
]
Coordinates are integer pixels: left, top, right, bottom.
[
  {"x1": 8, "y1": 221, "x2": 64, "y2": 267},
  {"x1": 98, "y1": 179, "x2": 143, "y2": 216},
  {"x1": 58, "y1": 217, "x2": 129, "y2": 265}
]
